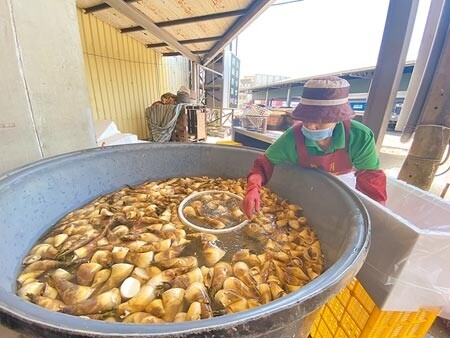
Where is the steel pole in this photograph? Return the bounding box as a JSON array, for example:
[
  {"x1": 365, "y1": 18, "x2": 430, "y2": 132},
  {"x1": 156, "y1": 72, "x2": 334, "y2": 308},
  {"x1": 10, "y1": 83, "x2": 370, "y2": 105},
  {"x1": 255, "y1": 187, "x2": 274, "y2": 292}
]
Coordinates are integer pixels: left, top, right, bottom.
[{"x1": 363, "y1": 0, "x2": 419, "y2": 150}]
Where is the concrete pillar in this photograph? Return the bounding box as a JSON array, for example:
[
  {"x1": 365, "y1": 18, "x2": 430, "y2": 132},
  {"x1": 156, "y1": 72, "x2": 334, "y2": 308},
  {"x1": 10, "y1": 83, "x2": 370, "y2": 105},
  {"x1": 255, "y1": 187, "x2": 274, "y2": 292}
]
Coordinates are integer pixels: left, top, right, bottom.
[
  {"x1": 398, "y1": 11, "x2": 450, "y2": 190},
  {"x1": 0, "y1": 0, "x2": 96, "y2": 175},
  {"x1": 395, "y1": 0, "x2": 443, "y2": 133},
  {"x1": 286, "y1": 85, "x2": 292, "y2": 107},
  {"x1": 362, "y1": 0, "x2": 419, "y2": 150}
]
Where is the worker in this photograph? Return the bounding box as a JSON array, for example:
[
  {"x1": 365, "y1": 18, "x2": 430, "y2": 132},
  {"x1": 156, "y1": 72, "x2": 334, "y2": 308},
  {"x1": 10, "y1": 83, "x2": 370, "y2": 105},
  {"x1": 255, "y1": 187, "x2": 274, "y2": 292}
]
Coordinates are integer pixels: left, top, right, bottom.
[
  {"x1": 243, "y1": 76, "x2": 387, "y2": 219},
  {"x1": 150, "y1": 92, "x2": 177, "y2": 107}
]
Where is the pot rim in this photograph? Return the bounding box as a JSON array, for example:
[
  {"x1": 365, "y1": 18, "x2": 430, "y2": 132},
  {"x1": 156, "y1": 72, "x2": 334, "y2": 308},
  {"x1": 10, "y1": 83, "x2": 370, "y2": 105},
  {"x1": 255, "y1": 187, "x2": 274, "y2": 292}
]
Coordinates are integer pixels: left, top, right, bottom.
[{"x1": 0, "y1": 143, "x2": 370, "y2": 336}]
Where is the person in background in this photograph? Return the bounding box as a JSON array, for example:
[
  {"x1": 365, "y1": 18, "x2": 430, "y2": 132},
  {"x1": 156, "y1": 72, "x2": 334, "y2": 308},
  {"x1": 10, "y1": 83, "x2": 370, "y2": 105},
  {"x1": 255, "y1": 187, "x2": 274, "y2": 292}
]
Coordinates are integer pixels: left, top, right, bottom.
[
  {"x1": 243, "y1": 76, "x2": 387, "y2": 219},
  {"x1": 151, "y1": 92, "x2": 177, "y2": 106},
  {"x1": 161, "y1": 92, "x2": 177, "y2": 105}
]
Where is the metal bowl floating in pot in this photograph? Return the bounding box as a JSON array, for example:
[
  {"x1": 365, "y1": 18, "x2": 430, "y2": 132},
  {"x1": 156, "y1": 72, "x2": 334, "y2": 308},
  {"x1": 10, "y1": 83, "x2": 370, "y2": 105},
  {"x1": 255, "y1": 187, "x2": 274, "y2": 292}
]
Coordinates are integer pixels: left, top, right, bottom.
[
  {"x1": 178, "y1": 190, "x2": 249, "y2": 234},
  {"x1": 0, "y1": 143, "x2": 370, "y2": 338}
]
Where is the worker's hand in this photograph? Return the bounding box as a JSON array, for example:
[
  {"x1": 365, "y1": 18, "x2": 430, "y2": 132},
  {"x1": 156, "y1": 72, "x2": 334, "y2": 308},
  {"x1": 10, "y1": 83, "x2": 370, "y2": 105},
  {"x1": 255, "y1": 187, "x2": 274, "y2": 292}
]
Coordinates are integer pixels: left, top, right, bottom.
[
  {"x1": 243, "y1": 187, "x2": 261, "y2": 219},
  {"x1": 243, "y1": 173, "x2": 263, "y2": 219}
]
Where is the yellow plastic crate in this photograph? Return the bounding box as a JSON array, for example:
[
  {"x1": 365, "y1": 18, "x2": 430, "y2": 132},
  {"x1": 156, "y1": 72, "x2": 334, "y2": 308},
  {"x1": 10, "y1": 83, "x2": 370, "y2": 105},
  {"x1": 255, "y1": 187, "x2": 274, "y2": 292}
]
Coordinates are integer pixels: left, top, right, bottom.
[
  {"x1": 310, "y1": 278, "x2": 439, "y2": 338},
  {"x1": 215, "y1": 140, "x2": 242, "y2": 146}
]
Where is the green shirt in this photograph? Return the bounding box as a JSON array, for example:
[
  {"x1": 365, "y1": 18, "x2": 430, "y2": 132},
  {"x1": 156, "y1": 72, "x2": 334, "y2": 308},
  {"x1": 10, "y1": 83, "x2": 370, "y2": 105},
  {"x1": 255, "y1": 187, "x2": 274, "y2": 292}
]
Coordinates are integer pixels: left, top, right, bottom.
[{"x1": 265, "y1": 120, "x2": 380, "y2": 170}]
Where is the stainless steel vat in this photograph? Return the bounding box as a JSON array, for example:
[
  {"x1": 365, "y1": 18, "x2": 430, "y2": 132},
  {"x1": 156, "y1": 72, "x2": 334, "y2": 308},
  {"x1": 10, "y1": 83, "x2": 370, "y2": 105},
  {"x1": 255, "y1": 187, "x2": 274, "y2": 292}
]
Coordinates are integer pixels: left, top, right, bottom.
[{"x1": 0, "y1": 143, "x2": 370, "y2": 338}]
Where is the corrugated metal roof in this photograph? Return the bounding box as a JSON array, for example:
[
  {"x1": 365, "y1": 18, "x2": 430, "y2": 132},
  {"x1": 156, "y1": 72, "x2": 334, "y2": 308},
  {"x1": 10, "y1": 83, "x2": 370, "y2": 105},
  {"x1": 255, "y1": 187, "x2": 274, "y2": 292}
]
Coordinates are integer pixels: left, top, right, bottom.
[
  {"x1": 241, "y1": 61, "x2": 416, "y2": 92},
  {"x1": 76, "y1": 0, "x2": 276, "y2": 65}
]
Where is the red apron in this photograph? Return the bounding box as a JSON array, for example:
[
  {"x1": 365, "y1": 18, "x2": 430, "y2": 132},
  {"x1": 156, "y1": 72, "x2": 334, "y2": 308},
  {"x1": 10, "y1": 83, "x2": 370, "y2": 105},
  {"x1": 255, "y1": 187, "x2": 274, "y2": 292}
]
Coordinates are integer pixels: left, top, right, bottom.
[
  {"x1": 293, "y1": 120, "x2": 353, "y2": 175},
  {"x1": 248, "y1": 120, "x2": 387, "y2": 204}
]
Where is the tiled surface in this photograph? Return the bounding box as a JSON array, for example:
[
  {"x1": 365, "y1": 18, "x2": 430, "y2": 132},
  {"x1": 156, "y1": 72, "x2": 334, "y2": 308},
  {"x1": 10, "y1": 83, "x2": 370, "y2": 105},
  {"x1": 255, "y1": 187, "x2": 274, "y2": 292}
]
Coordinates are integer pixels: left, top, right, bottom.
[
  {"x1": 380, "y1": 131, "x2": 450, "y2": 202},
  {"x1": 0, "y1": 325, "x2": 23, "y2": 338}
]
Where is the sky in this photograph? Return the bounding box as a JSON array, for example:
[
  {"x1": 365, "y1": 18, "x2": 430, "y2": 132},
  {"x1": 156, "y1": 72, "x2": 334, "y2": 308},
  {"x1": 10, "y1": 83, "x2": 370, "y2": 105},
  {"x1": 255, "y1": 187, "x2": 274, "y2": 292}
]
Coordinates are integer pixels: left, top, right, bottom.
[{"x1": 236, "y1": 0, "x2": 432, "y2": 78}]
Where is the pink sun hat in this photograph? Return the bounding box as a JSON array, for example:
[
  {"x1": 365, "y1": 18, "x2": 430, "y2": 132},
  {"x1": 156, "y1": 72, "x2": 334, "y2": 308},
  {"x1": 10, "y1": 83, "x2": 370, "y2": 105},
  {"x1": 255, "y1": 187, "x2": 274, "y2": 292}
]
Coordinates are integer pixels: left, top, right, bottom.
[{"x1": 292, "y1": 76, "x2": 355, "y2": 123}]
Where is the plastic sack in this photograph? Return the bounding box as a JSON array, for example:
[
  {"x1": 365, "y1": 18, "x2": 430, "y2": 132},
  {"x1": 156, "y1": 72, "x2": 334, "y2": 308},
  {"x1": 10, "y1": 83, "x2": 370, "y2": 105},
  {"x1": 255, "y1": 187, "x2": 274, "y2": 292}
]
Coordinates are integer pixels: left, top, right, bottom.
[{"x1": 339, "y1": 173, "x2": 450, "y2": 319}]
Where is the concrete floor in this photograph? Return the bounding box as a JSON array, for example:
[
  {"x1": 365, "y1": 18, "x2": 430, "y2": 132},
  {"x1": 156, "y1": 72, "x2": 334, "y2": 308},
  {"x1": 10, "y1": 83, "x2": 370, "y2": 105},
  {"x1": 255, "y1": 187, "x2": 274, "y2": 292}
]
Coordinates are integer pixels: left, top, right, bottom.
[
  {"x1": 427, "y1": 318, "x2": 450, "y2": 338},
  {"x1": 379, "y1": 131, "x2": 450, "y2": 202}
]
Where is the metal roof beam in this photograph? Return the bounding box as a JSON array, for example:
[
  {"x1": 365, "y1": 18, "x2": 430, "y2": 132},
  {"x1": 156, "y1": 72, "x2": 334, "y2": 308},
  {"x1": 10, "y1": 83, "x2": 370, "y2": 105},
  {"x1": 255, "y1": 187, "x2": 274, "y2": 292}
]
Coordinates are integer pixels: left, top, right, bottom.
[
  {"x1": 120, "y1": 9, "x2": 247, "y2": 33},
  {"x1": 104, "y1": 0, "x2": 200, "y2": 63},
  {"x1": 147, "y1": 36, "x2": 222, "y2": 48},
  {"x1": 83, "y1": 0, "x2": 139, "y2": 13},
  {"x1": 158, "y1": 9, "x2": 247, "y2": 27},
  {"x1": 163, "y1": 50, "x2": 209, "y2": 57},
  {"x1": 202, "y1": 0, "x2": 277, "y2": 66},
  {"x1": 120, "y1": 26, "x2": 145, "y2": 34}
]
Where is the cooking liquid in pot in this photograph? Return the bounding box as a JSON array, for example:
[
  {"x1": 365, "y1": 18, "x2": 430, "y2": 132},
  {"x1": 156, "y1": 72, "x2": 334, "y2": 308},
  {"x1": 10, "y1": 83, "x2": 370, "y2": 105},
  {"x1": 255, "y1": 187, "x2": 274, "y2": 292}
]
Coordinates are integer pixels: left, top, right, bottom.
[
  {"x1": 182, "y1": 191, "x2": 247, "y2": 230},
  {"x1": 16, "y1": 176, "x2": 324, "y2": 323}
]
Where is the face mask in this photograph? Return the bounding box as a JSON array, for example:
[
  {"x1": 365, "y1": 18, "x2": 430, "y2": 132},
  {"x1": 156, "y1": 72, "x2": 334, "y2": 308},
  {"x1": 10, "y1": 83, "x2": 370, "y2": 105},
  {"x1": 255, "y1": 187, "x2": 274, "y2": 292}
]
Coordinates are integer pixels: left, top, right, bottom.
[{"x1": 301, "y1": 125, "x2": 334, "y2": 141}]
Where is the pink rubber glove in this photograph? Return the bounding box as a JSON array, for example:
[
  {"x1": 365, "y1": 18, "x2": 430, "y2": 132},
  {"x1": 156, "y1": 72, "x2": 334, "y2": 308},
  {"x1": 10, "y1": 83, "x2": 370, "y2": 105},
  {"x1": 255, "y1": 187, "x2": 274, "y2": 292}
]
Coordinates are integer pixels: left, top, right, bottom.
[{"x1": 243, "y1": 174, "x2": 262, "y2": 219}]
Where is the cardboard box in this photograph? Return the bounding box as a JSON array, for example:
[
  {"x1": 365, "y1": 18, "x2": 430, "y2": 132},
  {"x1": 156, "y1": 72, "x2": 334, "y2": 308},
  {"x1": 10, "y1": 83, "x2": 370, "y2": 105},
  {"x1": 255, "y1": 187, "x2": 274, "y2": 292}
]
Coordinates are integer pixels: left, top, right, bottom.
[
  {"x1": 339, "y1": 175, "x2": 450, "y2": 319},
  {"x1": 95, "y1": 120, "x2": 144, "y2": 146},
  {"x1": 97, "y1": 133, "x2": 138, "y2": 146},
  {"x1": 95, "y1": 119, "x2": 120, "y2": 142}
]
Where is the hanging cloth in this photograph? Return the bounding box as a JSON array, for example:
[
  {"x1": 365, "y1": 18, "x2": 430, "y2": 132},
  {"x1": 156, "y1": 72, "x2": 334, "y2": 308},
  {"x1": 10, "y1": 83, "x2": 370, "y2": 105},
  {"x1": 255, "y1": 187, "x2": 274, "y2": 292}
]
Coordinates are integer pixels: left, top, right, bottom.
[{"x1": 146, "y1": 103, "x2": 186, "y2": 142}]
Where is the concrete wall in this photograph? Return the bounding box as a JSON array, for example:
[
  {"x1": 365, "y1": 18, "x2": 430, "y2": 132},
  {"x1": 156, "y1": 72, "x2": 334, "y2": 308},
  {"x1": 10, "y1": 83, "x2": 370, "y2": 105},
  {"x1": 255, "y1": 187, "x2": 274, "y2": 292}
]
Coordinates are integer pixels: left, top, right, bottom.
[{"x1": 0, "y1": 0, "x2": 96, "y2": 175}]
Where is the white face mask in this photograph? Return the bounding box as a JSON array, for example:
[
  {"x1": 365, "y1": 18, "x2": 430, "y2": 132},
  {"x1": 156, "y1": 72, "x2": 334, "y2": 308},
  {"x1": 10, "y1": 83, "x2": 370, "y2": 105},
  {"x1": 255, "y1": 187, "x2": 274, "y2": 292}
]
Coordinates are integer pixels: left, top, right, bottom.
[{"x1": 301, "y1": 125, "x2": 335, "y2": 141}]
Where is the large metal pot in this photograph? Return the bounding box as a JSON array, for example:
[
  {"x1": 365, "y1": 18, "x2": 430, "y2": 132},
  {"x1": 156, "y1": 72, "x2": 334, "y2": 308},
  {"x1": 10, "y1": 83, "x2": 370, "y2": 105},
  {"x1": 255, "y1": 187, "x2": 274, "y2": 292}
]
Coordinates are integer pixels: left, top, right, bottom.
[{"x1": 0, "y1": 143, "x2": 370, "y2": 338}]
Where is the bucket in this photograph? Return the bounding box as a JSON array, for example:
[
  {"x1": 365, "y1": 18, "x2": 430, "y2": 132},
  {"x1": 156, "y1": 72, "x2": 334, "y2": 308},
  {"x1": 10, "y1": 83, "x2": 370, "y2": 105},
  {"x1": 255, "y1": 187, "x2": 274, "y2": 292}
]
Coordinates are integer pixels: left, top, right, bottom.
[{"x1": 0, "y1": 144, "x2": 369, "y2": 338}]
